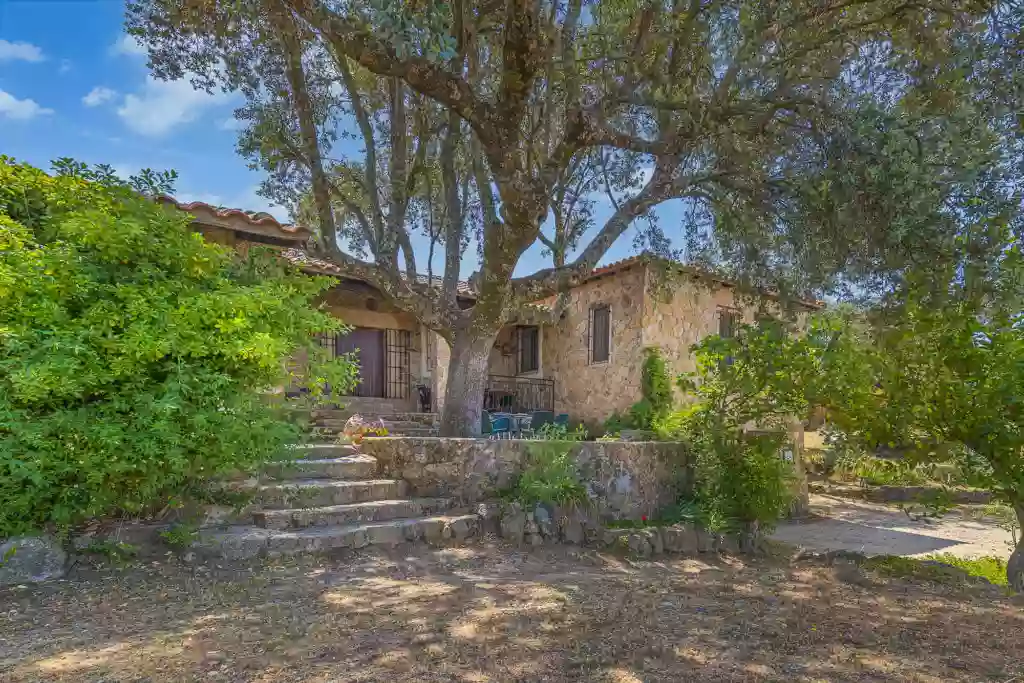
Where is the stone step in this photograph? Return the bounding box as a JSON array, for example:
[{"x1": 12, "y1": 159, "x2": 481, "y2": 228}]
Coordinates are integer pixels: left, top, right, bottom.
[
  {"x1": 313, "y1": 422, "x2": 437, "y2": 437},
  {"x1": 312, "y1": 409, "x2": 437, "y2": 424},
  {"x1": 287, "y1": 443, "x2": 359, "y2": 458},
  {"x1": 313, "y1": 418, "x2": 435, "y2": 430},
  {"x1": 262, "y1": 454, "x2": 378, "y2": 481},
  {"x1": 252, "y1": 497, "x2": 457, "y2": 530},
  {"x1": 196, "y1": 514, "x2": 480, "y2": 560},
  {"x1": 256, "y1": 479, "x2": 406, "y2": 509}
]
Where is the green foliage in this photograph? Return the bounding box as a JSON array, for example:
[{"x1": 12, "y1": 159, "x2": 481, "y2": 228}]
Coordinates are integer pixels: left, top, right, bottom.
[
  {"x1": 925, "y1": 555, "x2": 1009, "y2": 587},
  {"x1": 159, "y1": 523, "x2": 199, "y2": 549},
  {"x1": 659, "y1": 322, "x2": 811, "y2": 530},
  {"x1": 603, "y1": 347, "x2": 676, "y2": 433},
  {"x1": 629, "y1": 347, "x2": 673, "y2": 430},
  {"x1": 602, "y1": 412, "x2": 629, "y2": 436},
  {"x1": 604, "y1": 500, "x2": 703, "y2": 529},
  {"x1": 835, "y1": 455, "x2": 929, "y2": 487},
  {"x1": 0, "y1": 157, "x2": 357, "y2": 538},
  {"x1": 80, "y1": 539, "x2": 139, "y2": 564},
  {"x1": 813, "y1": 238, "x2": 1024, "y2": 565},
  {"x1": 865, "y1": 554, "x2": 1009, "y2": 588},
  {"x1": 509, "y1": 442, "x2": 588, "y2": 508},
  {"x1": 689, "y1": 429, "x2": 795, "y2": 533},
  {"x1": 531, "y1": 422, "x2": 588, "y2": 442}
]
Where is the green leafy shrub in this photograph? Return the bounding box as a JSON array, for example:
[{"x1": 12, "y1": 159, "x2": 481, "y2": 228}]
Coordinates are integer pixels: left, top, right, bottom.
[
  {"x1": 604, "y1": 500, "x2": 703, "y2": 529},
  {"x1": 836, "y1": 455, "x2": 929, "y2": 486},
  {"x1": 627, "y1": 347, "x2": 673, "y2": 430},
  {"x1": 159, "y1": 523, "x2": 199, "y2": 549},
  {"x1": 660, "y1": 321, "x2": 810, "y2": 531},
  {"x1": 532, "y1": 422, "x2": 588, "y2": 441},
  {"x1": 602, "y1": 411, "x2": 629, "y2": 436},
  {"x1": 509, "y1": 442, "x2": 588, "y2": 507},
  {"x1": 0, "y1": 157, "x2": 357, "y2": 538},
  {"x1": 690, "y1": 425, "x2": 795, "y2": 532}
]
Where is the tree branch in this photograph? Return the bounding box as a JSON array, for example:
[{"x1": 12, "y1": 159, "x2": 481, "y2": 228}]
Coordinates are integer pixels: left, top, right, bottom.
[
  {"x1": 278, "y1": 14, "x2": 344, "y2": 263},
  {"x1": 336, "y1": 54, "x2": 386, "y2": 243},
  {"x1": 285, "y1": 0, "x2": 495, "y2": 141}
]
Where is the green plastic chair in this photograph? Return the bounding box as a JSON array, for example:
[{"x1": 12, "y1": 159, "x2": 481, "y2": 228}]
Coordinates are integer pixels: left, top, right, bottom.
[{"x1": 482, "y1": 411, "x2": 511, "y2": 439}]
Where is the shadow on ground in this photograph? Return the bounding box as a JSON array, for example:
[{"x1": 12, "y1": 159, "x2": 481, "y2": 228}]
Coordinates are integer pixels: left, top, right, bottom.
[
  {"x1": 772, "y1": 494, "x2": 1014, "y2": 559},
  {"x1": 1, "y1": 541, "x2": 1021, "y2": 682}
]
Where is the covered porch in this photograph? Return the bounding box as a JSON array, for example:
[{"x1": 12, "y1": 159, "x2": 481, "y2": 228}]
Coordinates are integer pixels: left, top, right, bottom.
[{"x1": 483, "y1": 323, "x2": 555, "y2": 414}]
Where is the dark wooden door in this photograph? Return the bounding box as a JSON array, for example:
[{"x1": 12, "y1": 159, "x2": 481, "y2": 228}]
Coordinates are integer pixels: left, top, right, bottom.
[{"x1": 337, "y1": 327, "x2": 385, "y2": 397}]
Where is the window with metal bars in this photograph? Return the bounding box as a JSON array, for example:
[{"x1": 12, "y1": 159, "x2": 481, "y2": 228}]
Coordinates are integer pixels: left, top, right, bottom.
[
  {"x1": 315, "y1": 331, "x2": 340, "y2": 357},
  {"x1": 518, "y1": 326, "x2": 539, "y2": 373},
  {"x1": 384, "y1": 329, "x2": 411, "y2": 399},
  {"x1": 589, "y1": 304, "x2": 611, "y2": 364}
]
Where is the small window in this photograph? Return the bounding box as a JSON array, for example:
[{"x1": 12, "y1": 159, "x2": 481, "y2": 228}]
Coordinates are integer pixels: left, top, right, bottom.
[
  {"x1": 718, "y1": 308, "x2": 740, "y2": 339},
  {"x1": 590, "y1": 305, "x2": 611, "y2": 364},
  {"x1": 518, "y1": 326, "x2": 539, "y2": 373}
]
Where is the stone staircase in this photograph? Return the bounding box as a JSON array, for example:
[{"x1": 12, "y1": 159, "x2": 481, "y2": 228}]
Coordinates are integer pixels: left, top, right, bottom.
[{"x1": 195, "y1": 440, "x2": 479, "y2": 560}]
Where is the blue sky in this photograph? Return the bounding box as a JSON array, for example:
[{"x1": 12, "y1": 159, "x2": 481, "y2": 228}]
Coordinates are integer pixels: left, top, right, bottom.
[{"x1": 0, "y1": 0, "x2": 678, "y2": 276}]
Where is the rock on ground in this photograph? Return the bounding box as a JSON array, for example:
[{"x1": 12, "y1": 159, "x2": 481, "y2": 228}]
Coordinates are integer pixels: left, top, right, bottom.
[{"x1": 0, "y1": 536, "x2": 67, "y2": 587}]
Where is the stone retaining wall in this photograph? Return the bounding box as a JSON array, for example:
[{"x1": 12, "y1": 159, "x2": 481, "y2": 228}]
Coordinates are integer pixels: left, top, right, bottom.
[{"x1": 359, "y1": 437, "x2": 692, "y2": 521}]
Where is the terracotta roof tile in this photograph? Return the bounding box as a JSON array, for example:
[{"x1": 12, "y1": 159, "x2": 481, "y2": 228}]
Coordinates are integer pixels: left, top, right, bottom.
[
  {"x1": 157, "y1": 195, "x2": 309, "y2": 237},
  {"x1": 585, "y1": 252, "x2": 825, "y2": 309}
]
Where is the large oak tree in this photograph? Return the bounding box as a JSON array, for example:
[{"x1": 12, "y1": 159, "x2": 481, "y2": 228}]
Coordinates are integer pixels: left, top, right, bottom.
[{"x1": 128, "y1": 0, "x2": 1016, "y2": 435}]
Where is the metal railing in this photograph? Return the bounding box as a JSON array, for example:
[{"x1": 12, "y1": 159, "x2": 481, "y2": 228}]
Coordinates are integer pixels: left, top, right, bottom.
[{"x1": 484, "y1": 374, "x2": 555, "y2": 414}]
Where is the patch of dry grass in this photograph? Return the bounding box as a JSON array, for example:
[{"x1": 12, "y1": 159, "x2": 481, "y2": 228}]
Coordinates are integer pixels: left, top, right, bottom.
[{"x1": 1, "y1": 542, "x2": 1022, "y2": 682}]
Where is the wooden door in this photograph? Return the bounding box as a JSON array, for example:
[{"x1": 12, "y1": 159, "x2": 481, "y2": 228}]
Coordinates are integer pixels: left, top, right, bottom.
[{"x1": 337, "y1": 328, "x2": 386, "y2": 397}]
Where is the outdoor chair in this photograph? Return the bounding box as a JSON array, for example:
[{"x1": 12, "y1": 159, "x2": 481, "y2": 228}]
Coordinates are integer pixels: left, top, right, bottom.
[{"x1": 482, "y1": 411, "x2": 511, "y2": 439}]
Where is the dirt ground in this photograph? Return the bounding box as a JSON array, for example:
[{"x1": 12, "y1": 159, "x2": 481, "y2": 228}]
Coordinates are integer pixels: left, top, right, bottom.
[
  {"x1": 1, "y1": 541, "x2": 1021, "y2": 683},
  {"x1": 773, "y1": 494, "x2": 1014, "y2": 559}
]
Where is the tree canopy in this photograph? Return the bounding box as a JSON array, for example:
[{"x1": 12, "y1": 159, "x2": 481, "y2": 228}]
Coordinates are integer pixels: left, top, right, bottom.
[{"x1": 126, "y1": 0, "x2": 1023, "y2": 434}]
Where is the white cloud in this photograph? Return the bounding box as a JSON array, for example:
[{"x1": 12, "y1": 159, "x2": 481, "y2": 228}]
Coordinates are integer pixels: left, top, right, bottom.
[
  {"x1": 110, "y1": 35, "x2": 147, "y2": 58},
  {"x1": 0, "y1": 39, "x2": 44, "y2": 62},
  {"x1": 117, "y1": 76, "x2": 233, "y2": 136},
  {"x1": 58, "y1": 59, "x2": 73, "y2": 74},
  {"x1": 82, "y1": 86, "x2": 117, "y2": 107},
  {"x1": 0, "y1": 89, "x2": 54, "y2": 120}
]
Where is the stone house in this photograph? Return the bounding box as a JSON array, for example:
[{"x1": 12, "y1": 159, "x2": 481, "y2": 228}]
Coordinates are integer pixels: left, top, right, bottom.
[{"x1": 169, "y1": 197, "x2": 822, "y2": 425}]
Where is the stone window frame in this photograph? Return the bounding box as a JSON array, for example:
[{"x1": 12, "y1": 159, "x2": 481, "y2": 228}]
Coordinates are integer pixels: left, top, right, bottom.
[{"x1": 588, "y1": 304, "x2": 612, "y2": 365}]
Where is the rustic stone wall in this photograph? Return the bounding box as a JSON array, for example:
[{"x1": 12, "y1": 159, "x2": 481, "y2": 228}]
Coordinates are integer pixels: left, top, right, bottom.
[
  {"x1": 542, "y1": 266, "x2": 647, "y2": 425},
  {"x1": 360, "y1": 437, "x2": 692, "y2": 520},
  {"x1": 640, "y1": 270, "x2": 813, "y2": 384}
]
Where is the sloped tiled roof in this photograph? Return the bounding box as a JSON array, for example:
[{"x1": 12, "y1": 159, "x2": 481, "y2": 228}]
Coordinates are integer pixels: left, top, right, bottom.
[
  {"x1": 584, "y1": 253, "x2": 825, "y2": 309},
  {"x1": 158, "y1": 195, "x2": 310, "y2": 240}
]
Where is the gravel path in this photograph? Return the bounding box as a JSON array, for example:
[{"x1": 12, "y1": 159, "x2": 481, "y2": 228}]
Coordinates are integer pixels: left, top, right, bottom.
[{"x1": 773, "y1": 493, "x2": 1014, "y2": 558}]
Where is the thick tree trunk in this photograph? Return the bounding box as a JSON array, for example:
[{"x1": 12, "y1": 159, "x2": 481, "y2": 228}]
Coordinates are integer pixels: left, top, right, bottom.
[
  {"x1": 439, "y1": 329, "x2": 498, "y2": 437},
  {"x1": 1007, "y1": 502, "x2": 1024, "y2": 592}
]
